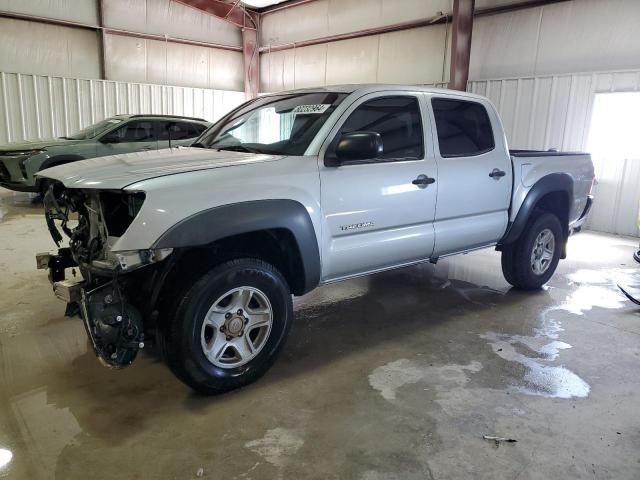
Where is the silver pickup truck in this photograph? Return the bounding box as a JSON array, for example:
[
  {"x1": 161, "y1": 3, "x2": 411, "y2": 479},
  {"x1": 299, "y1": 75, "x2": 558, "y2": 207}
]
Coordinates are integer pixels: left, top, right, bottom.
[{"x1": 36, "y1": 85, "x2": 595, "y2": 393}]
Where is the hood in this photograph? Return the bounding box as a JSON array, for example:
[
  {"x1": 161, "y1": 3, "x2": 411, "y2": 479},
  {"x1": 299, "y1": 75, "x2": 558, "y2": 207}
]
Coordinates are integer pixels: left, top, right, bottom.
[
  {"x1": 37, "y1": 147, "x2": 284, "y2": 190},
  {"x1": 0, "y1": 137, "x2": 82, "y2": 152}
]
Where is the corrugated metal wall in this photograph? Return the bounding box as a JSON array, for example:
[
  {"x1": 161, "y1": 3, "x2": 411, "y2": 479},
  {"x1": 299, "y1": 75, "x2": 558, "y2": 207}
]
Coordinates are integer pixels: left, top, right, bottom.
[
  {"x1": 469, "y1": 69, "x2": 640, "y2": 236},
  {"x1": 0, "y1": 71, "x2": 245, "y2": 144}
]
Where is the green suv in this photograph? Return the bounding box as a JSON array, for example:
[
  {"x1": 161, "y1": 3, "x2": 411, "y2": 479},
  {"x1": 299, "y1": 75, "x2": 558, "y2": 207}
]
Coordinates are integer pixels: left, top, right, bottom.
[{"x1": 0, "y1": 114, "x2": 211, "y2": 193}]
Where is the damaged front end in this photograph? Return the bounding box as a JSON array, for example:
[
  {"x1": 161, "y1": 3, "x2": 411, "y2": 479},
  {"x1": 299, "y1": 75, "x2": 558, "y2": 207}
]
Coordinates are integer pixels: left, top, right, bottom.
[{"x1": 37, "y1": 184, "x2": 172, "y2": 368}]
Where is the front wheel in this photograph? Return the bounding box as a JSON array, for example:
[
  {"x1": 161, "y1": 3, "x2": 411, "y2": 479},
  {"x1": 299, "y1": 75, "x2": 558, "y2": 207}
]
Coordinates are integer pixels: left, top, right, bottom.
[
  {"x1": 501, "y1": 212, "x2": 563, "y2": 290},
  {"x1": 164, "y1": 258, "x2": 293, "y2": 394}
]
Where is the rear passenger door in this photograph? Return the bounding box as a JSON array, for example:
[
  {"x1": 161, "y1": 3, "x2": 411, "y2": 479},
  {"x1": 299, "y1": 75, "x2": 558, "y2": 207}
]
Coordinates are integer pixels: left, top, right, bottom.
[
  {"x1": 319, "y1": 93, "x2": 438, "y2": 280},
  {"x1": 429, "y1": 95, "x2": 512, "y2": 256}
]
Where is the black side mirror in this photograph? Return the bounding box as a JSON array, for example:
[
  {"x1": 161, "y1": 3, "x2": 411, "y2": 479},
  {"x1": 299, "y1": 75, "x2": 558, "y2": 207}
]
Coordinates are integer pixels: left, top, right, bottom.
[{"x1": 331, "y1": 131, "x2": 383, "y2": 165}]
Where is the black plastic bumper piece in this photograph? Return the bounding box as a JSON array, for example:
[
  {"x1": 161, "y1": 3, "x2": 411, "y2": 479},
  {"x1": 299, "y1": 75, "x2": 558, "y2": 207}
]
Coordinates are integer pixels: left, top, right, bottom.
[{"x1": 48, "y1": 248, "x2": 77, "y2": 282}]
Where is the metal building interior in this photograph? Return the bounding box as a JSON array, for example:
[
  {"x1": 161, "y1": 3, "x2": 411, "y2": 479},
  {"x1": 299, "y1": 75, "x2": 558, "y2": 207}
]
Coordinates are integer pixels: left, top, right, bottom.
[{"x1": 0, "y1": 0, "x2": 639, "y2": 478}]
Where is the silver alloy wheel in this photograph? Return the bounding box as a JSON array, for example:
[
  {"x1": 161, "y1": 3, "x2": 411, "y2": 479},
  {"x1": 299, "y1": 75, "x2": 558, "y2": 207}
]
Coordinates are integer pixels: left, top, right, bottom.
[
  {"x1": 530, "y1": 228, "x2": 555, "y2": 275},
  {"x1": 200, "y1": 286, "x2": 273, "y2": 368}
]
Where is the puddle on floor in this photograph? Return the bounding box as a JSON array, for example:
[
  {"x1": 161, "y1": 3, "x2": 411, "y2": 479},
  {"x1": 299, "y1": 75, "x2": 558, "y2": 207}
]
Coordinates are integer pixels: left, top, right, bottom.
[
  {"x1": 562, "y1": 268, "x2": 636, "y2": 315},
  {"x1": 481, "y1": 315, "x2": 590, "y2": 399}
]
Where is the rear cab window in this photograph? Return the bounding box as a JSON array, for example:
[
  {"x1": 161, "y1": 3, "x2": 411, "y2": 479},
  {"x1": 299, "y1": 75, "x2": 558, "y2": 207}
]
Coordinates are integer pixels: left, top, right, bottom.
[{"x1": 431, "y1": 98, "x2": 495, "y2": 157}]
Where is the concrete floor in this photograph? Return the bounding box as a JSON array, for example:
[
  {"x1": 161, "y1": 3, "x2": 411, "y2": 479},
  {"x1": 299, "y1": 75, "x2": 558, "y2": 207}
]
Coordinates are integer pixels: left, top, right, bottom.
[{"x1": 0, "y1": 189, "x2": 639, "y2": 480}]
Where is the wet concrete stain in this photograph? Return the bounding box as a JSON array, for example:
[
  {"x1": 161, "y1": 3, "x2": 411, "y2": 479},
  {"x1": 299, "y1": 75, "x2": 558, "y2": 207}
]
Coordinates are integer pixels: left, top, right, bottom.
[
  {"x1": 369, "y1": 359, "x2": 483, "y2": 401},
  {"x1": 481, "y1": 317, "x2": 590, "y2": 399},
  {"x1": 244, "y1": 428, "x2": 304, "y2": 468}
]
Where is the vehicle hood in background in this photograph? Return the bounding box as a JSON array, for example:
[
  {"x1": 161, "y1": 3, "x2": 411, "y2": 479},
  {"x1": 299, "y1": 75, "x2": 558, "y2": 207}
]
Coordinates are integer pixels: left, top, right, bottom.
[
  {"x1": 0, "y1": 138, "x2": 83, "y2": 152},
  {"x1": 37, "y1": 147, "x2": 284, "y2": 190}
]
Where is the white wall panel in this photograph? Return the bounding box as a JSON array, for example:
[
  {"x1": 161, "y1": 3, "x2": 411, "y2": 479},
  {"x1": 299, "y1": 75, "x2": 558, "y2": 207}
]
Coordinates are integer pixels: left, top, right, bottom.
[
  {"x1": 469, "y1": 69, "x2": 640, "y2": 236},
  {"x1": 0, "y1": 18, "x2": 101, "y2": 79},
  {"x1": 0, "y1": 71, "x2": 244, "y2": 144},
  {"x1": 103, "y1": 0, "x2": 242, "y2": 47},
  {"x1": 0, "y1": 0, "x2": 98, "y2": 25},
  {"x1": 260, "y1": 24, "x2": 448, "y2": 92},
  {"x1": 260, "y1": 0, "x2": 450, "y2": 46},
  {"x1": 105, "y1": 34, "x2": 244, "y2": 91},
  {"x1": 471, "y1": 0, "x2": 640, "y2": 80},
  {"x1": 325, "y1": 36, "x2": 380, "y2": 85}
]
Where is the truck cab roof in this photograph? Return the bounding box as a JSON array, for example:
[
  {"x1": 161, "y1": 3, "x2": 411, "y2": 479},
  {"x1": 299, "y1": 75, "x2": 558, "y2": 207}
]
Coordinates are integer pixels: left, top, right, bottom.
[{"x1": 264, "y1": 84, "x2": 486, "y2": 101}]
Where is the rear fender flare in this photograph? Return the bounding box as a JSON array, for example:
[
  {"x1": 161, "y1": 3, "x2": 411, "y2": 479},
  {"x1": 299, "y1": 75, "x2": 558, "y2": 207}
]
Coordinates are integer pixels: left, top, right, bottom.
[
  {"x1": 500, "y1": 173, "x2": 573, "y2": 246},
  {"x1": 153, "y1": 199, "x2": 321, "y2": 294}
]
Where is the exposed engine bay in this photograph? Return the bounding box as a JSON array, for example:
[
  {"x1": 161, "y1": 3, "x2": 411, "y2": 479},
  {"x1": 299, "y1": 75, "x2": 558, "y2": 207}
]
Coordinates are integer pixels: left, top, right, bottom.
[{"x1": 39, "y1": 184, "x2": 170, "y2": 368}]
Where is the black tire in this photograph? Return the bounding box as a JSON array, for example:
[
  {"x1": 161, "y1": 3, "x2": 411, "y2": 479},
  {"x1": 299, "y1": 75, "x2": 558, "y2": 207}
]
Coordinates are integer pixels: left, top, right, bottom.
[
  {"x1": 164, "y1": 258, "x2": 293, "y2": 394},
  {"x1": 501, "y1": 212, "x2": 563, "y2": 290}
]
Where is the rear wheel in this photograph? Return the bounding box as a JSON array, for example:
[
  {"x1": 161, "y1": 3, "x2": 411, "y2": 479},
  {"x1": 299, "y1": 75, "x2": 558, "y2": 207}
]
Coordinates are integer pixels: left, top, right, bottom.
[
  {"x1": 501, "y1": 213, "x2": 563, "y2": 290},
  {"x1": 164, "y1": 258, "x2": 293, "y2": 394}
]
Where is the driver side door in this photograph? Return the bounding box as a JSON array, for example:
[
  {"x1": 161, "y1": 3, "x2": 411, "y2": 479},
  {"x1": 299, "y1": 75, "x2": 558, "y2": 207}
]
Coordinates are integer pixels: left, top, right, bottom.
[{"x1": 319, "y1": 92, "x2": 438, "y2": 281}]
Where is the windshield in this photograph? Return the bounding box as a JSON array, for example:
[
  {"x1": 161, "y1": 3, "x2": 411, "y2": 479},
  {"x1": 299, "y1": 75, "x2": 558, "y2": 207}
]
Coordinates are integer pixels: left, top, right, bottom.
[
  {"x1": 64, "y1": 118, "x2": 125, "y2": 140},
  {"x1": 196, "y1": 92, "x2": 347, "y2": 155}
]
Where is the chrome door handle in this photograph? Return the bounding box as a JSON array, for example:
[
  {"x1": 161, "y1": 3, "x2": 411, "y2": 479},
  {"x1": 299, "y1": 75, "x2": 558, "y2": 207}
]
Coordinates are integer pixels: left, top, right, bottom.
[
  {"x1": 489, "y1": 168, "x2": 506, "y2": 179},
  {"x1": 412, "y1": 174, "x2": 436, "y2": 188}
]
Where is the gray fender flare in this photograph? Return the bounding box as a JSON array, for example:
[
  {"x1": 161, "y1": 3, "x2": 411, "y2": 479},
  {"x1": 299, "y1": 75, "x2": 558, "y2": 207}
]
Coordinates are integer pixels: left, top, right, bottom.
[
  {"x1": 153, "y1": 199, "x2": 321, "y2": 294},
  {"x1": 499, "y1": 173, "x2": 573, "y2": 246}
]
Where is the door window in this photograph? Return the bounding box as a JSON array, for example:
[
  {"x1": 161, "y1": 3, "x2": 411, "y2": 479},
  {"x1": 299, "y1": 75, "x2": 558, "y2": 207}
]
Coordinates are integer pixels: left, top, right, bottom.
[
  {"x1": 103, "y1": 121, "x2": 156, "y2": 143},
  {"x1": 156, "y1": 121, "x2": 193, "y2": 141},
  {"x1": 189, "y1": 123, "x2": 207, "y2": 137},
  {"x1": 431, "y1": 98, "x2": 494, "y2": 157},
  {"x1": 333, "y1": 96, "x2": 424, "y2": 161}
]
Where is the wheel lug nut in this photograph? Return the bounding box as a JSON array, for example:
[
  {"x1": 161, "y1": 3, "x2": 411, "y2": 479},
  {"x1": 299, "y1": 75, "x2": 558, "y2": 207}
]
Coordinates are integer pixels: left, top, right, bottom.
[
  {"x1": 225, "y1": 313, "x2": 232, "y2": 319},
  {"x1": 219, "y1": 326, "x2": 225, "y2": 332},
  {"x1": 226, "y1": 336, "x2": 232, "y2": 341},
  {"x1": 237, "y1": 309, "x2": 243, "y2": 315}
]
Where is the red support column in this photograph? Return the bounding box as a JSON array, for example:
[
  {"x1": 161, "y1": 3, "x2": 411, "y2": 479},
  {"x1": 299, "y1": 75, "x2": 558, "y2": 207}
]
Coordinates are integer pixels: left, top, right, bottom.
[
  {"x1": 243, "y1": 27, "x2": 259, "y2": 100},
  {"x1": 448, "y1": 0, "x2": 475, "y2": 91}
]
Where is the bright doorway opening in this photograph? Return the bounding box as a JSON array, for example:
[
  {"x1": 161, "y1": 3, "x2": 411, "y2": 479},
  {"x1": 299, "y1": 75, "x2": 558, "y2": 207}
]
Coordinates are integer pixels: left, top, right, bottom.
[{"x1": 587, "y1": 92, "x2": 640, "y2": 237}]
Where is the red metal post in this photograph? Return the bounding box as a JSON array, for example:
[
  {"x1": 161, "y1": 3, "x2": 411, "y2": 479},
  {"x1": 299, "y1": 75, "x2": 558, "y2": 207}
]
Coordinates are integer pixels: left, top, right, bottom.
[
  {"x1": 448, "y1": 0, "x2": 475, "y2": 91},
  {"x1": 243, "y1": 28, "x2": 259, "y2": 99}
]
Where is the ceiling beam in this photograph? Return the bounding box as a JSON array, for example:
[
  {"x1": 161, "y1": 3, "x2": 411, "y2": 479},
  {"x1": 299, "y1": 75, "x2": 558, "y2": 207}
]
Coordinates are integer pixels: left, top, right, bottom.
[{"x1": 176, "y1": 0, "x2": 258, "y2": 29}]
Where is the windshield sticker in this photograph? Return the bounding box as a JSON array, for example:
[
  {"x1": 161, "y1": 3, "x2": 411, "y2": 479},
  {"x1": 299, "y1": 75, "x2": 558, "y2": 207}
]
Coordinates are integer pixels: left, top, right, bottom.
[{"x1": 292, "y1": 104, "x2": 331, "y2": 115}]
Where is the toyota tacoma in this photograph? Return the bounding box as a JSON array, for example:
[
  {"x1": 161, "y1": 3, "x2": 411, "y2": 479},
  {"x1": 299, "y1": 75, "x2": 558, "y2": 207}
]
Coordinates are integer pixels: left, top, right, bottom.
[{"x1": 35, "y1": 85, "x2": 595, "y2": 393}]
